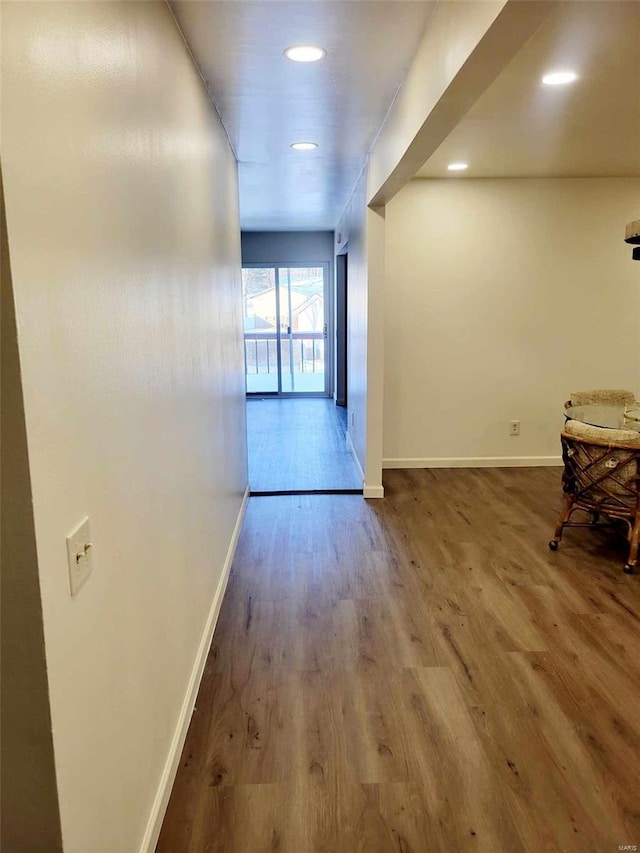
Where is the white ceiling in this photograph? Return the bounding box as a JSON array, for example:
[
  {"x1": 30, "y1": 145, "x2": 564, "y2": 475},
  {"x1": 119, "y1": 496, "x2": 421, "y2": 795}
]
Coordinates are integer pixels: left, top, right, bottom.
[
  {"x1": 170, "y1": 0, "x2": 436, "y2": 230},
  {"x1": 417, "y1": 1, "x2": 640, "y2": 179}
]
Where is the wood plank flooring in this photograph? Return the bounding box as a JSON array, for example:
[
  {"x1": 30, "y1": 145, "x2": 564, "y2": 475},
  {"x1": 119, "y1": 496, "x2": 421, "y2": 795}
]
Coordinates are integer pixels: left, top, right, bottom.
[
  {"x1": 246, "y1": 398, "x2": 361, "y2": 492},
  {"x1": 157, "y1": 467, "x2": 640, "y2": 853}
]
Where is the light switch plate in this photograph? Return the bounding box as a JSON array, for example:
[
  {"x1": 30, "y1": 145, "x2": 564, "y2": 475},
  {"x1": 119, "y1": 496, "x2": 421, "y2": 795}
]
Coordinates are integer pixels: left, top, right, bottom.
[{"x1": 66, "y1": 517, "x2": 93, "y2": 597}]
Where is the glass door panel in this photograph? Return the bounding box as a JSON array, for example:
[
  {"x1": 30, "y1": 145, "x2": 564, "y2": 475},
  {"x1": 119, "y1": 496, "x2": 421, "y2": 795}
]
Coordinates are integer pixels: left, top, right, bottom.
[
  {"x1": 242, "y1": 267, "x2": 279, "y2": 393},
  {"x1": 278, "y1": 266, "x2": 326, "y2": 393}
]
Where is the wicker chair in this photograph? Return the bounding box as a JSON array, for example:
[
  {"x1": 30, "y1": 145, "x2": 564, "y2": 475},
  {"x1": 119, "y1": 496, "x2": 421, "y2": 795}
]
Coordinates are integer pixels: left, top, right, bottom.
[
  {"x1": 564, "y1": 389, "x2": 636, "y2": 410},
  {"x1": 549, "y1": 419, "x2": 640, "y2": 573}
]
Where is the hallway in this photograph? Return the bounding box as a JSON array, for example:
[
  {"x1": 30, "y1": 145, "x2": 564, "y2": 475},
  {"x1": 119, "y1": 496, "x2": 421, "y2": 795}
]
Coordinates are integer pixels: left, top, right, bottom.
[
  {"x1": 247, "y1": 398, "x2": 361, "y2": 493},
  {"x1": 4, "y1": 2, "x2": 639, "y2": 850},
  {"x1": 158, "y1": 468, "x2": 640, "y2": 852}
]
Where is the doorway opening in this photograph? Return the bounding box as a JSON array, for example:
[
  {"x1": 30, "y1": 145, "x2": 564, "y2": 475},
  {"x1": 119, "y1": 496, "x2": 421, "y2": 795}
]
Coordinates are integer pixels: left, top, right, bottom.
[{"x1": 240, "y1": 234, "x2": 361, "y2": 495}]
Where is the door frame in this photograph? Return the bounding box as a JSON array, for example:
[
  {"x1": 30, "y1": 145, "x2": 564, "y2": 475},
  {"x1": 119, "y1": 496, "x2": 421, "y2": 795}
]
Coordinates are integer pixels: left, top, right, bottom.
[
  {"x1": 335, "y1": 251, "x2": 348, "y2": 408},
  {"x1": 242, "y1": 261, "x2": 333, "y2": 398}
]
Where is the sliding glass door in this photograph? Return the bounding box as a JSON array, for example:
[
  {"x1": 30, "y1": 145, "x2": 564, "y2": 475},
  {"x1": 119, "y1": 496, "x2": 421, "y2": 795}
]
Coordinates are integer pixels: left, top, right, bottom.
[{"x1": 242, "y1": 264, "x2": 329, "y2": 395}]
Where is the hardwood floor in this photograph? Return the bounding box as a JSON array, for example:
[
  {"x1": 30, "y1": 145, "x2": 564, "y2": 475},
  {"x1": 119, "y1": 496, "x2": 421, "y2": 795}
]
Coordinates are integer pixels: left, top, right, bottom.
[
  {"x1": 246, "y1": 398, "x2": 361, "y2": 492},
  {"x1": 157, "y1": 468, "x2": 640, "y2": 853}
]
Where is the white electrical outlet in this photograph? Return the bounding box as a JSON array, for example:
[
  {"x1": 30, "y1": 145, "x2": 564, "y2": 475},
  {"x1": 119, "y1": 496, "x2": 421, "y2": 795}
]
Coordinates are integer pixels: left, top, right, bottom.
[
  {"x1": 66, "y1": 517, "x2": 93, "y2": 597},
  {"x1": 510, "y1": 420, "x2": 520, "y2": 436}
]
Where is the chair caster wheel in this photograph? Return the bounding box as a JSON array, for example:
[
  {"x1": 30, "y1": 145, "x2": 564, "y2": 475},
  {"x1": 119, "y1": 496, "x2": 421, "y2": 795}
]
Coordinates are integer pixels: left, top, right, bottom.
[
  {"x1": 548, "y1": 540, "x2": 559, "y2": 551},
  {"x1": 623, "y1": 564, "x2": 635, "y2": 574}
]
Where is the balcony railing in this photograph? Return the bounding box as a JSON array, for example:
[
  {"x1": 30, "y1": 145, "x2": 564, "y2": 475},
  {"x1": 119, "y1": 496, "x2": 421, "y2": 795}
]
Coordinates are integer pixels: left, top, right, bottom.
[{"x1": 244, "y1": 331, "x2": 324, "y2": 375}]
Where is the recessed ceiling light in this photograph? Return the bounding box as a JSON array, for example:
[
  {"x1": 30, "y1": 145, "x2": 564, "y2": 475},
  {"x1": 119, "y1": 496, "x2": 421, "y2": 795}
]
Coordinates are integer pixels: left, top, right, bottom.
[
  {"x1": 291, "y1": 142, "x2": 318, "y2": 151},
  {"x1": 284, "y1": 45, "x2": 326, "y2": 63},
  {"x1": 447, "y1": 162, "x2": 468, "y2": 171},
  {"x1": 542, "y1": 70, "x2": 578, "y2": 86}
]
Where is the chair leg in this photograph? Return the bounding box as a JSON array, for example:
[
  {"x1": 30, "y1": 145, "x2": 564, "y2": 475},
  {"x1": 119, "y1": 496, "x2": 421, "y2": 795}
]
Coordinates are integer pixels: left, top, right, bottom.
[
  {"x1": 549, "y1": 493, "x2": 576, "y2": 551},
  {"x1": 624, "y1": 514, "x2": 640, "y2": 574}
]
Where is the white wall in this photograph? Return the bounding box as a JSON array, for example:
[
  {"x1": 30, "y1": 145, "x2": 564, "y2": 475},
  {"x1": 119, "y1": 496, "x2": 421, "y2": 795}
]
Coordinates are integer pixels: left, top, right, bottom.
[
  {"x1": 2, "y1": 2, "x2": 247, "y2": 851},
  {"x1": 383, "y1": 178, "x2": 640, "y2": 467},
  {"x1": 335, "y1": 171, "x2": 385, "y2": 496},
  {"x1": 336, "y1": 176, "x2": 368, "y2": 482}
]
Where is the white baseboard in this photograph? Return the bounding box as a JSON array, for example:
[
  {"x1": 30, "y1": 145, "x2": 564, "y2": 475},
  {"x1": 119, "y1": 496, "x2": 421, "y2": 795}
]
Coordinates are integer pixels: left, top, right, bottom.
[
  {"x1": 139, "y1": 484, "x2": 250, "y2": 853},
  {"x1": 363, "y1": 483, "x2": 385, "y2": 498},
  {"x1": 382, "y1": 456, "x2": 562, "y2": 469},
  {"x1": 346, "y1": 431, "x2": 385, "y2": 498}
]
